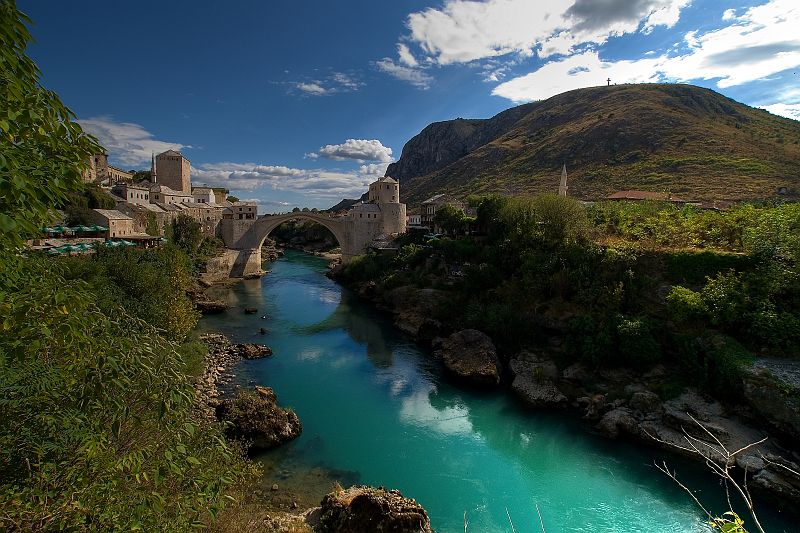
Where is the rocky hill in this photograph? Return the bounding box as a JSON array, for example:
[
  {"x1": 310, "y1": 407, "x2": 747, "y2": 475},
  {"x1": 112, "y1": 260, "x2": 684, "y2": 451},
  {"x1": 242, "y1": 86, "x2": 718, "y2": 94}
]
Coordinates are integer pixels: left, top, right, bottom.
[{"x1": 387, "y1": 84, "x2": 800, "y2": 205}]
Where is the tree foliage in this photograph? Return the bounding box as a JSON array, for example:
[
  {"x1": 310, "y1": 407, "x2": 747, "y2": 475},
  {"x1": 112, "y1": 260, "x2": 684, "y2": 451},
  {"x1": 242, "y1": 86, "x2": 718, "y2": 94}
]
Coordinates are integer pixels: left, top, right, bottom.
[
  {"x1": 0, "y1": 5, "x2": 249, "y2": 529},
  {"x1": 0, "y1": 1, "x2": 100, "y2": 247}
]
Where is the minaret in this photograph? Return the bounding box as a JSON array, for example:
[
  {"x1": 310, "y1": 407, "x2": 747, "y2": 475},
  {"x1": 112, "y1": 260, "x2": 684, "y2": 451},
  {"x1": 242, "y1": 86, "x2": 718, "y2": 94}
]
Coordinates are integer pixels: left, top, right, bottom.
[
  {"x1": 559, "y1": 164, "x2": 568, "y2": 196},
  {"x1": 151, "y1": 152, "x2": 157, "y2": 183}
]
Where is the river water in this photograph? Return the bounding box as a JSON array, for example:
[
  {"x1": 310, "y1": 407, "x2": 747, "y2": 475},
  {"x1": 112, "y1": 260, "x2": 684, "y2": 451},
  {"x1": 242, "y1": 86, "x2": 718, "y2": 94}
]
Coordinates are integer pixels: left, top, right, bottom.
[{"x1": 199, "y1": 250, "x2": 792, "y2": 533}]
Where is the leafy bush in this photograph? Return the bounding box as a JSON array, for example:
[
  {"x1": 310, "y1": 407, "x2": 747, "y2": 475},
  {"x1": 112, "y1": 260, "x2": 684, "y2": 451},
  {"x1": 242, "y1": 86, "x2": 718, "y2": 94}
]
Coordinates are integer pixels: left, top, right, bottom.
[
  {"x1": 0, "y1": 255, "x2": 246, "y2": 531},
  {"x1": 665, "y1": 251, "x2": 753, "y2": 285},
  {"x1": 666, "y1": 286, "x2": 707, "y2": 323}
]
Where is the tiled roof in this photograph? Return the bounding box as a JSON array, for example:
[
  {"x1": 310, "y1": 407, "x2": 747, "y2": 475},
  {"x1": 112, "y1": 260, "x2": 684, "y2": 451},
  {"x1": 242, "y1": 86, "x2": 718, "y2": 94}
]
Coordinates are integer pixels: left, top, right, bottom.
[{"x1": 93, "y1": 209, "x2": 132, "y2": 221}]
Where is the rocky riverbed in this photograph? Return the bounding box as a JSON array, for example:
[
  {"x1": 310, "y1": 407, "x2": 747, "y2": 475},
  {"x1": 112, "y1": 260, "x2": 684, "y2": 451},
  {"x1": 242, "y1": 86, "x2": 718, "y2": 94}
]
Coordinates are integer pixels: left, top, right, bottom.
[{"x1": 335, "y1": 278, "x2": 800, "y2": 509}]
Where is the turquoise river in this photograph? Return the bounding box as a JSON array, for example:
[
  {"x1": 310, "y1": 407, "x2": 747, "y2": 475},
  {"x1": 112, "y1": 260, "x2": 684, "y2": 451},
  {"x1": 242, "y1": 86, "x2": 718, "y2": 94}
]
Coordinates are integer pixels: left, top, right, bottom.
[{"x1": 199, "y1": 250, "x2": 792, "y2": 533}]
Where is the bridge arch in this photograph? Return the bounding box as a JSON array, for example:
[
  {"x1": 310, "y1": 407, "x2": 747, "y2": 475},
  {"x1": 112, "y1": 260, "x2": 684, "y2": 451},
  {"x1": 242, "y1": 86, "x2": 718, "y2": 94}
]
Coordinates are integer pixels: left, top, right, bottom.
[{"x1": 248, "y1": 212, "x2": 347, "y2": 251}]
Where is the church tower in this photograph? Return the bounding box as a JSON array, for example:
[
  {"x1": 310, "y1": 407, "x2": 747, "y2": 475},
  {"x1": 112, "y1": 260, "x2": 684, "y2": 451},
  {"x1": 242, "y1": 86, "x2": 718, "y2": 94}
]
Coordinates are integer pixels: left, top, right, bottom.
[{"x1": 151, "y1": 152, "x2": 158, "y2": 183}]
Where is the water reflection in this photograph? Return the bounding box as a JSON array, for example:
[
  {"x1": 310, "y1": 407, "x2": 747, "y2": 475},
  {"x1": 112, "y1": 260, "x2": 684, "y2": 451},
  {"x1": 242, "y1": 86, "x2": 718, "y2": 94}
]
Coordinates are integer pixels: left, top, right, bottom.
[{"x1": 299, "y1": 290, "x2": 394, "y2": 368}]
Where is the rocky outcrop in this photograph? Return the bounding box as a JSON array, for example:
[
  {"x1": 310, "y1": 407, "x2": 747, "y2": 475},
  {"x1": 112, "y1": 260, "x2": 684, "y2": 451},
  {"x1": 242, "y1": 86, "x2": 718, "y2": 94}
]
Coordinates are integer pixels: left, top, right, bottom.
[
  {"x1": 741, "y1": 358, "x2": 800, "y2": 440},
  {"x1": 216, "y1": 386, "x2": 302, "y2": 450},
  {"x1": 385, "y1": 104, "x2": 535, "y2": 184},
  {"x1": 433, "y1": 329, "x2": 500, "y2": 386},
  {"x1": 509, "y1": 352, "x2": 567, "y2": 408},
  {"x1": 193, "y1": 296, "x2": 229, "y2": 313},
  {"x1": 314, "y1": 485, "x2": 432, "y2": 533},
  {"x1": 595, "y1": 388, "x2": 800, "y2": 505},
  {"x1": 193, "y1": 334, "x2": 274, "y2": 422},
  {"x1": 382, "y1": 287, "x2": 449, "y2": 343},
  {"x1": 238, "y1": 343, "x2": 273, "y2": 359}
]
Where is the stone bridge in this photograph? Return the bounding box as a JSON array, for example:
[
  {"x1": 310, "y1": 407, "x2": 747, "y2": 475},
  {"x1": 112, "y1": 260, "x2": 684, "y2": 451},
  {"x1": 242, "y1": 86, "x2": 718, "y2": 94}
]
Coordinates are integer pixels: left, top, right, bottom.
[{"x1": 222, "y1": 212, "x2": 371, "y2": 278}]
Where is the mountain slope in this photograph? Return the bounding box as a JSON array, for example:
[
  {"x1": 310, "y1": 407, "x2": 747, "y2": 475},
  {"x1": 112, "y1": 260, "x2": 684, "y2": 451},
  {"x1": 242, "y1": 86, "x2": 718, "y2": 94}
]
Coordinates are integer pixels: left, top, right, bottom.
[{"x1": 388, "y1": 84, "x2": 800, "y2": 205}]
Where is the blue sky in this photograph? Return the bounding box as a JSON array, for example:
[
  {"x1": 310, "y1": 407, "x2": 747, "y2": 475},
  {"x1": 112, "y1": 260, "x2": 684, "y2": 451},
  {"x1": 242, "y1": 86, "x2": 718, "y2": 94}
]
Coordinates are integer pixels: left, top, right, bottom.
[{"x1": 20, "y1": 0, "x2": 800, "y2": 210}]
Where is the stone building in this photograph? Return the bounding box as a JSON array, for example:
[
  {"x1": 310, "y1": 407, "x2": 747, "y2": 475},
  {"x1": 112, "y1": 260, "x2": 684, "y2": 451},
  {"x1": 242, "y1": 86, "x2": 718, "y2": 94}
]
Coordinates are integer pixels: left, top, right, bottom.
[
  {"x1": 113, "y1": 182, "x2": 150, "y2": 205},
  {"x1": 420, "y1": 194, "x2": 464, "y2": 229},
  {"x1": 82, "y1": 153, "x2": 108, "y2": 182},
  {"x1": 223, "y1": 201, "x2": 257, "y2": 221},
  {"x1": 92, "y1": 209, "x2": 135, "y2": 238},
  {"x1": 192, "y1": 186, "x2": 215, "y2": 204},
  {"x1": 107, "y1": 166, "x2": 133, "y2": 184},
  {"x1": 345, "y1": 176, "x2": 406, "y2": 241},
  {"x1": 155, "y1": 149, "x2": 191, "y2": 193},
  {"x1": 150, "y1": 184, "x2": 194, "y2": 205}
]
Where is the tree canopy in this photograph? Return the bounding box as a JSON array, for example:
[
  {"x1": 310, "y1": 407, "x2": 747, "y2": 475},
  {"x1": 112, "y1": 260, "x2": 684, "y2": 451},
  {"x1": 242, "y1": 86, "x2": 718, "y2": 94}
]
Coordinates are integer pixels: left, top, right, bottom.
[{"x1": 0, "y1": 1, "x2": 100, "y2": 247}]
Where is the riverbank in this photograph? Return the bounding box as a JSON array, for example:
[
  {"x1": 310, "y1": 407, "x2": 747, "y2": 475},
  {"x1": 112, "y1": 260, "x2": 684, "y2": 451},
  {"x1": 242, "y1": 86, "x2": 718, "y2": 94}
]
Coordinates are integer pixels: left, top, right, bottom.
[
  {"x1": 331, "y1": 269, "x2": 800, "y2": 510},
  {"x1": 193, "y1": 331, "x2": 435, "y2": 533},
  {"x1": 198, "y1": 249, "x2": 800, "y2": 531}
]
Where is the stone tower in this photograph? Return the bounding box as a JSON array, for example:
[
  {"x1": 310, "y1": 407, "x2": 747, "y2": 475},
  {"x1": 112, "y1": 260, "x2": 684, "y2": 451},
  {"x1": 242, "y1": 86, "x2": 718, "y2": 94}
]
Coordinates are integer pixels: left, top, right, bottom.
[{"x1": 155, "y1": 149, "x2": 191, "y2": 192}]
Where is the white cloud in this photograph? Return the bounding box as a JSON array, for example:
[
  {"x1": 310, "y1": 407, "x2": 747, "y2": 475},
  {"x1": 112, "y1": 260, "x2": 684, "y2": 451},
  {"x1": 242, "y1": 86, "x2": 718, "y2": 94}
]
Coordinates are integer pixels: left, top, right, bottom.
[
  {"x1": 290, "y1": 72, "x2": 364, "y2": 96},
  {"x1": 309, "y1": 139, "x2": 393, "y2": 163},
  {"x1": 192, "y1": 161, "x2": 377, "y2": 198},
  {"x1": 359, "y1": 162, "x2": 391, "y2": 177},
  {"x1": 400, "y1": 0, "x2": 690, "y2": 66},
  {"x1": 493, "y1": 0, "x2": 800, "y2": 102},
  {"x1": 78, "y1": 116, "x2": 186, "y2": 167},
  {"x1": 492, "y1": 51, "x2": 660, "y2": 102},
  {"x1": 397, "y1": 43, "x2": 418, "y2": 67},
  {"x1": 761, "y1": 103, "x2": 800, "y2": 121},
  {"x1": 375, "y1": 58, "x2": 433, "y2": 88},
  {"x1": 722, "y1": 8, "x2": 737, "y2": 20},
  {"x1": 295, "y1": 81, "x2": 331, "y2": 96},
  {"x1": 331, "y1": 72, "x2": 363, "y2": 91}
]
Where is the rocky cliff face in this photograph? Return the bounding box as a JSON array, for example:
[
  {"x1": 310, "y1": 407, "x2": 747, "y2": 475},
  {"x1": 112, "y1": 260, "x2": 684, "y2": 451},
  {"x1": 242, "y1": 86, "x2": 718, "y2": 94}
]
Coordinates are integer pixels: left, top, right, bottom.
[{"x1": 385, "y1": 104, "x2": 535, "y2": 186}]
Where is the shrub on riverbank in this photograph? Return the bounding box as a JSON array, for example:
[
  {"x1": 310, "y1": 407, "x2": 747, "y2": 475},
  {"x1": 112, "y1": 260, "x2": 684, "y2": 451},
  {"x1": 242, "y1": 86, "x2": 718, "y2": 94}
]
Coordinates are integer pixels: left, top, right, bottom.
[
  {"x1": 339, "y1": 195, "x2": 800, "y2": 376},
  {"x1": 0, "y1": 253, "x2": 250, "y2": 530}
]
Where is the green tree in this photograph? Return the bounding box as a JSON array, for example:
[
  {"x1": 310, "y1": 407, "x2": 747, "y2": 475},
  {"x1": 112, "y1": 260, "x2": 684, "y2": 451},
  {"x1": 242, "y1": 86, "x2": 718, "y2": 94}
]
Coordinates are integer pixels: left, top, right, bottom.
[
  {"x1": 0, "y1": 1, "x2": 100, "y2": 247},
  {"x1": 131, "y1": 169, "x2": 151, "y2": 182},
  {"x1": 434, "y1": 203, "x2": 466, "y2": 235},
  {"x1": 0, "y1": 5, "x2": 248, "y2": 529},
  {"x1": 145, "y1": 212, "x2": 160, "y2": 236},
  {"x1": 226, "y1": 195, "x2": 240, "y2": 203},
  {"x1": 171, "y1": 214, "x2": 203, "y2": 255}
]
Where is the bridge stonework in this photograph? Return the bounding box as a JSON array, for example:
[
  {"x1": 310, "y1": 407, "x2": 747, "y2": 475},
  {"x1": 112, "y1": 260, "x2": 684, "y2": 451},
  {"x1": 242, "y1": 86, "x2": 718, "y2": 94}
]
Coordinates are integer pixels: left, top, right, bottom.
[{"x1": 220, "y1": 177, "x2": 406, "y2": 278}]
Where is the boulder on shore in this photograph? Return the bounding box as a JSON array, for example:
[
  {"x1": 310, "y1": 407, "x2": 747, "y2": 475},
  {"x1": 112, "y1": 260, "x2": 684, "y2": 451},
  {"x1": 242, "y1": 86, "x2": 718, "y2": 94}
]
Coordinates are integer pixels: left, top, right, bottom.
[
  {"x1": 314, "y1": 485, "x2": 432, "y2": 533},
  {"x1": 236, "y1": 343, "x2": 273, "y2": 359},
  {"x1": 216, "y1": 387, "x2": 301, "y2": 450},
  {"x1": 434, "y1": 329, "x2": 500, "y2": 386},
  {"x1": 509, "y1": 354, "x2": 567, "y2": 408}
]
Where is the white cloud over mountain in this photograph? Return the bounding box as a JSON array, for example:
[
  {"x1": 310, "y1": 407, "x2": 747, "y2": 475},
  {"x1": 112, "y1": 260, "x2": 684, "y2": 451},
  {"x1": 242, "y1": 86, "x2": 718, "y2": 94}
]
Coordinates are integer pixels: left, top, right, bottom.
[
  {"x1": 397, "y1": 0, "x2": 690, "y2": 68},
  {"x1": 493, "y1": 0, "x2": 800, "y2": 103},
  {"x1": 77, "y1": 116, "x2": 186, "y2": 167}
]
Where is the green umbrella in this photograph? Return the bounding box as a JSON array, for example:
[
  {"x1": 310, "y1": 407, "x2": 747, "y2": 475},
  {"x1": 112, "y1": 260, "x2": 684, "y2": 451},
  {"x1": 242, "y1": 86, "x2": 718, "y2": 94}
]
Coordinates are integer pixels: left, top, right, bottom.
[
  {"x1": 92, "y1": 224, "x2": 108, "y2": 232},
  {"x1": 48, "y1": 248, "x2": 63, "y2": 255},
  {"x1": 121, "y1": 240, "x2": 137, "y2": 247},
  {"x1": 75, "y1": 243, "x2": 93, "y2": 252},
  {"x1": 52, "y1": 225, "x2": 67, "y2": 233},
  {"x1": 77, "y1": 225, "x2": 94, "y2": 232},
  {"x1": 104, "y1": 240, "x2": 123, "y2": 247},
  {"x1": 42, "y1": 227, "x2": 56, "y2": 233}
]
